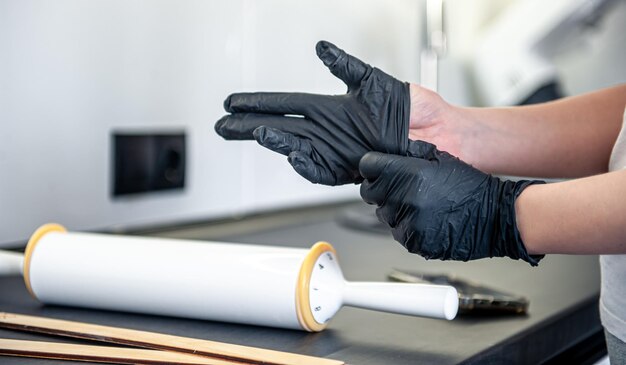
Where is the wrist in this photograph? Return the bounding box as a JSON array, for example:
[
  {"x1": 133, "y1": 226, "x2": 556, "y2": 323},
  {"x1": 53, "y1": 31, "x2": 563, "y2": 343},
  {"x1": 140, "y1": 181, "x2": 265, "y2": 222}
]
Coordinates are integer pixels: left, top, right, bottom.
[
  {"x1": 495, "y1": 179, "x2": 545, "y2": 266},
  {"x1": 407, "y1": 83, "x2": 473, "y2": 162},
  {"x1": 512, "y1": 181, "x2": 547, "y2": 263},
  {"x1": 408, "y1": 83, "x2": 450, "y2": 129},
  {"x1": 514, "y1": 183, "x2": 540, "y2": 255}
]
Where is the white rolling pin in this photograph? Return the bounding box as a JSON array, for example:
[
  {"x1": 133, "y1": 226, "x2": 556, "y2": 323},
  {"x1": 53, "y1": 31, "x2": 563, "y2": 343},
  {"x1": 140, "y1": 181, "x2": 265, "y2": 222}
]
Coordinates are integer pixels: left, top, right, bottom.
[{"x1": 7, "y1": 224, "x2": 458, "y2": 331}]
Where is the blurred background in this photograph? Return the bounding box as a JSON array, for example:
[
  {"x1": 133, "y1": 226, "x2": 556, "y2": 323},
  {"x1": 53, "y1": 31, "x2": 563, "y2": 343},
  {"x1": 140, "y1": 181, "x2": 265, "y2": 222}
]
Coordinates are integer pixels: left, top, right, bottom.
[{"x1": 1, "y1": 0, "x2": 625, "y2": 247}]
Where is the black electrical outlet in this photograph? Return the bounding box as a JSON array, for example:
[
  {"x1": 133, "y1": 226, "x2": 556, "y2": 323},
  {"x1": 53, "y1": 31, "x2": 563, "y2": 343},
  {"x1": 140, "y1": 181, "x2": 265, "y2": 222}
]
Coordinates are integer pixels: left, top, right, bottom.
[{"x1": 112, "y1": 132, "x2": 186, "y2": 196}]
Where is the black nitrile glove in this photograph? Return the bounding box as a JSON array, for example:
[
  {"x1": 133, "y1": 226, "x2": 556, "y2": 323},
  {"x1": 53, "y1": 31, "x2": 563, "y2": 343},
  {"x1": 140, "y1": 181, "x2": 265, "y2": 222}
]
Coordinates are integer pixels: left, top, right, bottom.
[
  {"x1": 359, "y1": 140, "x2": 545, "y2": 266},
  {"x1": 214, "y1": 40, "x2": 410, "y2": 185}
]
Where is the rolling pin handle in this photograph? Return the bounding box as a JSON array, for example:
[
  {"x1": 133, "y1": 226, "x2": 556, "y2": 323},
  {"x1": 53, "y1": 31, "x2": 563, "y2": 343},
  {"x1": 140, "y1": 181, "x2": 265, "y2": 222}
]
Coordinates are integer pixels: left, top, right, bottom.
[
  {"x1": 342, "y1": 282, "x2": 458, "y2": 320},
  {"x1": 0, "y1": 250, "x2": 24, "y2": 276}
]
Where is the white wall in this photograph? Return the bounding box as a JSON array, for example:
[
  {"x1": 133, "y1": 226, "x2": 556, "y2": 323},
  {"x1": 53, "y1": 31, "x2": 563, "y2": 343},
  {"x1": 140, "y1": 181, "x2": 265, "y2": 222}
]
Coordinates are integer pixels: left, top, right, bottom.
[
  {"x1": 2, "y1": 0, "x2": 624, "y2": 246},
  {"x1": 0, "y1": 0, "x2": 423, "y2": 245}
]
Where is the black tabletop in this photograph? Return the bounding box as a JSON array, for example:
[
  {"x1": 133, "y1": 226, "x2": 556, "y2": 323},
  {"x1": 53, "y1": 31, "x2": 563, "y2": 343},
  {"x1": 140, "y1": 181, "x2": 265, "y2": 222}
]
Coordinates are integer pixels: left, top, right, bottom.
[{"x1": 0, "y1": 202, "x2": 603, "y2": 364}]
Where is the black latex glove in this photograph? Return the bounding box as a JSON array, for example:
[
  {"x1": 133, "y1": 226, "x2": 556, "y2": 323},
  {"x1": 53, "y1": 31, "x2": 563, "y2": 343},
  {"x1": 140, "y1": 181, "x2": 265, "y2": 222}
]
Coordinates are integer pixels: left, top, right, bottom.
[
  {"x1": 214, "y1": 40, "x2": 410, "y2": 186},
  {"x1": 359, "y1": 140, "x2": 545, "y2": 266}
]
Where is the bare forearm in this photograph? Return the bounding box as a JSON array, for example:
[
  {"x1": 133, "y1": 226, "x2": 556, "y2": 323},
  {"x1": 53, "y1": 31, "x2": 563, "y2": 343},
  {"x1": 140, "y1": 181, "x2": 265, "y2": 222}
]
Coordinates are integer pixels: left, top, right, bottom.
[
  {"x1": 515, "y1": 169, "x2": 626, "y2": 255},
  {"x1": 456, "y1": 85, "x2": 626, "y2": 177}
]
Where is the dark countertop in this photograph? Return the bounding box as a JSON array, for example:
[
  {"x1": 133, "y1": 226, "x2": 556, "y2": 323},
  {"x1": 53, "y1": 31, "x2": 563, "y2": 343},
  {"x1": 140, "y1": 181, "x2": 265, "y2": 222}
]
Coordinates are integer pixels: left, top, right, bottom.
[{"x1": 0, "y1": 202, "x2": 604, "y2": 364}]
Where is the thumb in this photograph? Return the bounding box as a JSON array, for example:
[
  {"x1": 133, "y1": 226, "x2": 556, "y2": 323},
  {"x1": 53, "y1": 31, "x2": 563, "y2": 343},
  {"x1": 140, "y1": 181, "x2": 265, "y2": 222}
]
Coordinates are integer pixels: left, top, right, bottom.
[
  {"x1": 359, "y1": 152, "x2": 399, "y2": 181},
  {"x1": 316, "y1": 40, "x2": 370, "y2": 89}
]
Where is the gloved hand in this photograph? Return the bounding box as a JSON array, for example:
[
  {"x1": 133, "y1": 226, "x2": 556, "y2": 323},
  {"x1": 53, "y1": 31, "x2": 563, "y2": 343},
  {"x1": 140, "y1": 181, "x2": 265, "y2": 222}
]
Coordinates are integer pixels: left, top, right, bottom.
[
  {"x1": 359, "y1": 140, "x2": 545, "y2": 266},
  {"x1": 214, "y1": 40, "x2": 410, "y2": 185}
]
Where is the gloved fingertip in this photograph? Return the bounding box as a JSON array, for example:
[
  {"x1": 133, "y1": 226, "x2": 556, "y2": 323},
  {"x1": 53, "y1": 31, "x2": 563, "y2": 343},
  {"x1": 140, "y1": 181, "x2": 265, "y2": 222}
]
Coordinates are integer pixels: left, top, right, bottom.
[
  {"x1": 223, "y1": 94, "x2": 233, "y2": 112},
  {"x1": 315, "y1": 40, "x2": 341, "y2": 67},
  {"x1": 214, "y1": 115, "x2": 228, "y2": 136},
  {"x1": 288, "y1": 151, "x2": 324, "y2": 184},
  {"x1": 315, "y1": 40, "x2": 327, "y2": 55},
  {"x1": 252, "y1": 126, "x2": 267, "y2": 142},
  {"x1": 359, "y1": 181, "x2": 375, "y2": 205},
  {"x1": 358, "y1": 152, "x2": 387, "y2": 180},
  {"x1": 287, "y1": 152, "x2": 301, "y2": 166},
  {"x1": 316, "y1": 41, "x2": 369, "y2": 88}
]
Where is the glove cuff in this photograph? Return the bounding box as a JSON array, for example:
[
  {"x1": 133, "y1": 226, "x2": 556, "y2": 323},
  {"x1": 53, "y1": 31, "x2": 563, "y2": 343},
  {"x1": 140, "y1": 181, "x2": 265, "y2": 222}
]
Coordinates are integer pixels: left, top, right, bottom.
[
  {"x1": 496, "y1": 179, "x2": 546, "y2": 266},
  {"x1": 395, "y1": 81, "x2": 411, "y2": 155}
]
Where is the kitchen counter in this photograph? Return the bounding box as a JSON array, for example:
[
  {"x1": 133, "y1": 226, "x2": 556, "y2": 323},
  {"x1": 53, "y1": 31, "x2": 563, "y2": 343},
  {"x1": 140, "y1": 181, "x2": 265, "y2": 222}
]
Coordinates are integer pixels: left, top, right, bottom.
[{"x1": 0, "y1": 202, "x2": 605, "y2": 364}]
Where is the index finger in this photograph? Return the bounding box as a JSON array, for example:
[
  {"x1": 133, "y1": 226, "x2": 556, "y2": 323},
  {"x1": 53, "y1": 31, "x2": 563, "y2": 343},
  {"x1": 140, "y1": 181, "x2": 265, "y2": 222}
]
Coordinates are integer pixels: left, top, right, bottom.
[{"x1": 224, "y1": 92, "x2": 330, "y2": 116}]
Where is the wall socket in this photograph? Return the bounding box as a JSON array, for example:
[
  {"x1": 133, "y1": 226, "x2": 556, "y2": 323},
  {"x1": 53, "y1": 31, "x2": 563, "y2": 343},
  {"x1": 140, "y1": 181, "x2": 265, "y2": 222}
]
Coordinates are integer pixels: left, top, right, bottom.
[{"x1": 112, "y1": 132, "x2": 186, "y2": 196}]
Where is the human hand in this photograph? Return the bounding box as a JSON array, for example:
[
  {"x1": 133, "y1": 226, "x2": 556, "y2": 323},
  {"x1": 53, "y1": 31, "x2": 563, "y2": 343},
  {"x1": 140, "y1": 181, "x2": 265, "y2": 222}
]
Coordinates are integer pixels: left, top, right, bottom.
[
  {"x1": 359, "y1": 140, "x2": 545, "y2": 265},
  {"x1": 214, "y1": 41, "x2": 410, "y2": 185}
]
